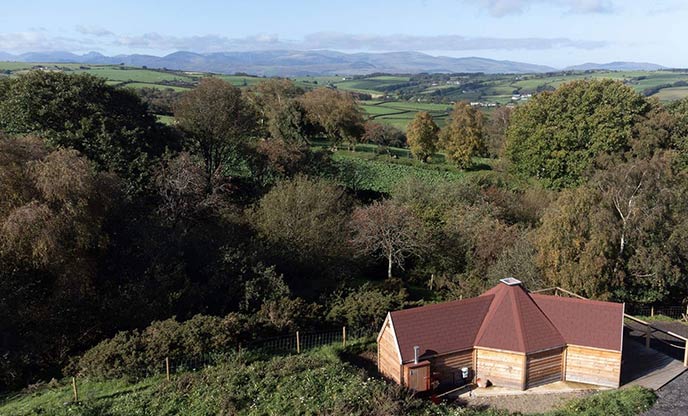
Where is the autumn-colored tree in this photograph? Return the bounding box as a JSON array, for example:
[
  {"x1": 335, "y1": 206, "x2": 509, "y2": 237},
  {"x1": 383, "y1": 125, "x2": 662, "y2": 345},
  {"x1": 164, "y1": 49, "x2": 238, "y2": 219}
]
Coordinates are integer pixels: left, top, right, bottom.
[
  {"x1": 299, "y1": 88, "x2": 365, "y2": 149},
  {"x1": 505, "y1": 79, "x2": 650, "y2": 188},
  {"x1": 361, "y1": 120, "x2": 406, "y2": 153},
  {"x1": 440, "y1": 102, "x2": 486, "y2": 168},
  {"x1": 252, "y1": 175, "x2": 351, "y2": 263},
  {"x1": 406, "y1": 112, "x2": 439, "y2": 162},
  {"x1": 350, "y1": 200, "x2": 425, "y2": 278},
  {"x1": 485, "y1": 105, "x2": 513, "y2": 157},
  {"x1": 174, "y1": 77, "x2": 259, "y2": 185}
]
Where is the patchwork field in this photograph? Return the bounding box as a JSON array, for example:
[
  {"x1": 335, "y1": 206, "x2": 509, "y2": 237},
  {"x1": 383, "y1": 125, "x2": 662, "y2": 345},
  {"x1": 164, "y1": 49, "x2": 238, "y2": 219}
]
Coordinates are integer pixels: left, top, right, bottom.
[{"x1": 2, "y1": 61, "x2": 688, "y2": 131}]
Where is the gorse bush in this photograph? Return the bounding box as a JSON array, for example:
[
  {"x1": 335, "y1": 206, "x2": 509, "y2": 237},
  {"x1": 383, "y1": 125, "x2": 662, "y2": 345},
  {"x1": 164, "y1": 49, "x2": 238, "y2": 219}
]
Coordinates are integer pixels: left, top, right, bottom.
[{"x1": 73, "y1": 314, "x2": 247, "y2": 378}]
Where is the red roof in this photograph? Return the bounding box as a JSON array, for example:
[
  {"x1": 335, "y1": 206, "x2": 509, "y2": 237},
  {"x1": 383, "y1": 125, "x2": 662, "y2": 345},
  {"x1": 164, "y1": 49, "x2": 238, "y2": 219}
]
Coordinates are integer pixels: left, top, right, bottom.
[
  {"x1": 475, "y1": 283, "x2": 565, "y2": 353},
  {"x1": 391, "y1": 296, "x2": 493, "y2": 362},
  {"x1": 531, "y1": 294, "x2": 623, "y2": 351},
  {"x1": 388, "y1": 281, "x2": 623, "y2": 362}
]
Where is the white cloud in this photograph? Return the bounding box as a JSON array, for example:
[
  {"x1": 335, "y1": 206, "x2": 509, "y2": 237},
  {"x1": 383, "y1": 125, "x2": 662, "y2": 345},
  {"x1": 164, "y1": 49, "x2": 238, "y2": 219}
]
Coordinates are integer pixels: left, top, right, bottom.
[
  {"x1": 468, "y1": 0, "x2": 615, "y2": 17},
  {"x1": 75, "y1": 25, "x2": 115, "y2": 37},
  {"x1": 0, "y1": 31, "x2": 96, "y2": 53},
  {"x1": 108, "y1": 32, "x2": 605, "y2": 53},
  {"x1": 0, "y1": 30, "x2": 606, "y2": 54}
]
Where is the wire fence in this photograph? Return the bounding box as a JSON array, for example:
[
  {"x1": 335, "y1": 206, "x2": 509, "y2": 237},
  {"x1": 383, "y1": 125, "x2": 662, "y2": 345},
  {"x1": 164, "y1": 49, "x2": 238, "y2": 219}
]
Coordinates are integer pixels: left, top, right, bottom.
[
  {"x1": 156, "y1": 326, "x2": 377, "y2": 379},
  {"x1": 625, "y1": 304, "x2": 688, "y2": 320}
]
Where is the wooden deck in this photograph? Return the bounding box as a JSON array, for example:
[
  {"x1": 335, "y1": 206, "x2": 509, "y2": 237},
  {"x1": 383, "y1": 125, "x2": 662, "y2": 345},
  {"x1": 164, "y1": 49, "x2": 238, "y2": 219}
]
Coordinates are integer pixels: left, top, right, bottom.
[{"x1": 622, "y1": 336, "x2": 686, "y2": 390}]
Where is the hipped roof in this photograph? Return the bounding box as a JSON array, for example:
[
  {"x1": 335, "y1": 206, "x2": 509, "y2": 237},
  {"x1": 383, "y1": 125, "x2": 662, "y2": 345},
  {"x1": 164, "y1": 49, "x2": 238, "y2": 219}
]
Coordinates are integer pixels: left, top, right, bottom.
[{"x1": 389, "y1": 282, "x2": 623, "y2": 363}]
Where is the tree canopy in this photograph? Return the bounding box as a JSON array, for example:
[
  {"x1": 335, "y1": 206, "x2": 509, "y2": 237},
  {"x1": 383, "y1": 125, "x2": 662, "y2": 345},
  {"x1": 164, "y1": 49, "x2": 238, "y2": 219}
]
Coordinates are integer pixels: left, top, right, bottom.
[
  {"x1": 0, "y1": 72, "x2": 172, "y2": 193},
  {"x1": 505, "y1": 79, "x2": 650, "y2": 188},
  {"x1": 440, "y1": 102, "x2": 486, "y2": 168},
  {"x1": 299, "y1": 88, "x2": 365, "y2": 148},
  {"x1": 175, "y1": 77, "x2": 259, "y2": 186},
  {"x1": 406, "y1": 111, "x2": 439, "y2": 162}
]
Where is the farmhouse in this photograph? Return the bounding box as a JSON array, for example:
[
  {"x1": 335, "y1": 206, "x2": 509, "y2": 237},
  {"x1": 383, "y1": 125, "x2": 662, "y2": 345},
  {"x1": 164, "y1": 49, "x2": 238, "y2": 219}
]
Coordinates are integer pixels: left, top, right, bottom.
[{"x1": 377, "y1": 278, "x2": 624, "y2": 392}]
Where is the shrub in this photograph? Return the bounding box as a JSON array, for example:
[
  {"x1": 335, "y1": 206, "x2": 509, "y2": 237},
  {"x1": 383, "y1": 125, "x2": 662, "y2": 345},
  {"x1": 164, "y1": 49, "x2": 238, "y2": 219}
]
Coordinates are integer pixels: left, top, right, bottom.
[
  {"x1": 74, "y1": 314, "x2": 246, "y2": 378},
  {"x1": 327, "y1": 283, "x2": 407, "y2": 331}
]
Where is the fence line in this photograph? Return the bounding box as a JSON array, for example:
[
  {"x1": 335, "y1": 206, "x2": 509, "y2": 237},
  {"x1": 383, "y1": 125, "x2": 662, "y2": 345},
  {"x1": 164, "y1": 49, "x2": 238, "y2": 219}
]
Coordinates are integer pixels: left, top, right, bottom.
[
  {"x1": 141, "y1": 326, "x2": 378, "y2": 379},
  {"x1": 625, "y1": 304, "x2": 688, "y2": 319}
]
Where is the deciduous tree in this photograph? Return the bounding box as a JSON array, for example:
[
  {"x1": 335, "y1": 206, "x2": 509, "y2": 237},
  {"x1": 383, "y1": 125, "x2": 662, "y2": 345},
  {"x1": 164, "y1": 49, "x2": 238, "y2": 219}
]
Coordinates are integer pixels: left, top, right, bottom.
[
  {"x1": 440, "y1": 102, "x2": 486, "y2": 168},
  {"x1": 406, "y1": 112, "x2": 439, "y2": 162},
  {"x1": 350, "y1": 200, "x2": 425, "y2": 278},
  {"x1": 175, "y1": 78, "x2": 259, "y2": 186},
  {"x1": 299, "y1": 88, "x2": 365, "y2": 149},
  {"x1": 0, "y1": 72, "x2": 171, "y2": 193},
  {"x1": 505, "y1": 79, "x2": 650, "y2": 188}
]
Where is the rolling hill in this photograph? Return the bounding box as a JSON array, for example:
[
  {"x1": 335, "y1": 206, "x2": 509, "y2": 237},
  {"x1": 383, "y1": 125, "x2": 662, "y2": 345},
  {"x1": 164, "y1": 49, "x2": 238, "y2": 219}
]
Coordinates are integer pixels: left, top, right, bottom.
[
  {"x1": 0, "y1": 50, "x2": 557, "y2": 76},
  {"x1": 564, "y1": 61, "x2": 667, "y2": 71}
]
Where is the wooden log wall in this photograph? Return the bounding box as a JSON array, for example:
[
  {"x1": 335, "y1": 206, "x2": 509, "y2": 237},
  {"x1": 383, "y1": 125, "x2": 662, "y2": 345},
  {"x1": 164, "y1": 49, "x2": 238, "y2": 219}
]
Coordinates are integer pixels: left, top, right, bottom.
[
  {"x1": 526, "y1": 348, "x2": 563, "y2": 388},
  {"x1": 564, "y1": 345, "x2": 621, "y2": 388},
  {"x1": 377, "y1": 318, "x2": 402, "y2": 383},
  {"x1": 429, "y1": 349, "x2": 473, "y2": 385},
  {"x1": 475, "y1": 348, "x2": 526, "y2": 390}
]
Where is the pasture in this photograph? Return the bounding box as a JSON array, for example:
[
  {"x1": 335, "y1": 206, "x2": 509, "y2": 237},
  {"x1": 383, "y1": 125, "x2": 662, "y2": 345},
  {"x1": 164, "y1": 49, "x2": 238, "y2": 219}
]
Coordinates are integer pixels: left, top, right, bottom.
[{"x1": 2, "y1": 61, "x2": 688, "y2": 131}]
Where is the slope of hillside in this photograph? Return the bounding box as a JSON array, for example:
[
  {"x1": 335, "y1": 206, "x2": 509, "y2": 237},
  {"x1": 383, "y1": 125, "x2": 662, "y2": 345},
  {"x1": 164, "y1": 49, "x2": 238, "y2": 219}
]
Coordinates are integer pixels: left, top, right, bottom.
[{"x1": 0, "y1": 50, "x2": 557, "y2": 76}]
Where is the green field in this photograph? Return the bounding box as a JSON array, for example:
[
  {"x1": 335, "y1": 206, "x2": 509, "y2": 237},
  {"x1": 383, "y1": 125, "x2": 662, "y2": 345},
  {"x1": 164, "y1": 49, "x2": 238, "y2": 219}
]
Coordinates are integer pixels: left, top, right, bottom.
[
  {"x1": 3, "y1": 61, "x2": 688, "y2": 131},
  {"x1": 653, "y1": 86, "x2": 688, "y2": 101},
  {"x1": 122, "y1": 82, "x2": 191, "y2": 91},
  {"x1": 73, "y1": 67, "x2": 195, "y2": 83}
]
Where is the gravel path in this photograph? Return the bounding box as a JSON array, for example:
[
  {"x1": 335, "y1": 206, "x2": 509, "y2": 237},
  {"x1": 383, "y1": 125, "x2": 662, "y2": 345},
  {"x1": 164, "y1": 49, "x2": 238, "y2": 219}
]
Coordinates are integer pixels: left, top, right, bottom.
[{"x1": 642, "y1": 371, "x2": 688, "y2": 416}]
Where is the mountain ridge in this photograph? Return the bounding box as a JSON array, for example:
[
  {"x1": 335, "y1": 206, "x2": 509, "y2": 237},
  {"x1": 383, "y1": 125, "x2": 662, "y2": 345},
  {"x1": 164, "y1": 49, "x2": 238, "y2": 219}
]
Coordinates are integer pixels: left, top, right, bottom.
[{"x1": 0, "y1": 50, "x2": 667, "y2": 76}]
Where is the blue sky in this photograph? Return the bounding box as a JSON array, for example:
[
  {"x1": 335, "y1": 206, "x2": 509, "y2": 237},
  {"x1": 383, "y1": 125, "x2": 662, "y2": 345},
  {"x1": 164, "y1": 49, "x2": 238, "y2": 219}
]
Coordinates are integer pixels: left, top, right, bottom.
[{"x1": 0, "y1": 0, "x2": 685, "y2": 68}]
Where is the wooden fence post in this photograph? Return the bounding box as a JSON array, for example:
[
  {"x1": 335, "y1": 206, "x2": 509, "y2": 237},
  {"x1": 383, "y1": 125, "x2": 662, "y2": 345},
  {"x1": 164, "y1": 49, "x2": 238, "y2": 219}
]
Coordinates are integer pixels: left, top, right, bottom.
[
  {"x1": 72, "y1": 376, "x2": 78, "y2": 402},
  {"x1": 165, "y1": 357, "x2": 170, "y2": 381},
  {"x1": 342, "y1": 326, "x2": 347, "y2": 348},
  {"x1": 651, "y1": 306, "x2": 655, "y2": 317},
  {"x1": 296, "y1": 331, "x2": 300, "y2": 354},
  {"x1": 646, "y1": 324, "x2": 651, "y2": 349},
  {"x1": 684, "y1": 340, "x2": 688, "y2": 367}
]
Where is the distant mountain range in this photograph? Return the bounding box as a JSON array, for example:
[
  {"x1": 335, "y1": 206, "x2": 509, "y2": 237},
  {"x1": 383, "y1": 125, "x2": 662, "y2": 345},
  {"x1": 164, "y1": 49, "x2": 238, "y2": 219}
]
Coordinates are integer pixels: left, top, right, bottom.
[
  {"x1": 0, "y1": 50, "x2": 668, "y2": 76},
  {"x1": 563, "y1": 61, "x2": 667, "y2": 71}
]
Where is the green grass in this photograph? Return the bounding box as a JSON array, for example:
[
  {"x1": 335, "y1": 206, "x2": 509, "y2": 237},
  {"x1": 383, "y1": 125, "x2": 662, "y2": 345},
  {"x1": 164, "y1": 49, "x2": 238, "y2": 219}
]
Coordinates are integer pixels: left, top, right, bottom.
[
  {"x1": 123, "y1": 82, "x2": 191, "y2": 92},
  {"x1": 155, "y1": 115, "x2": 176, "y2": 125},
  {"x1": 653, "y1": 86, "x2": 688, "y2": 101},
  {"x1": 73, "y1": 67, "x2": 195, "y2": 83},
  {"x1": 542, "y1": 386, "x2": 656, "y2": 416},
  {"x1": 0, "y1": 346, "x2": 656, "y2": 416},
  {"x1": 632, "y1": 314, "x2": 680, "y2": 322},
  {"x1": 213, "y1": 74, "x2": 265, "y2": 87},
  {"x1": 330, "y1": 152, "x2": 496, "y2": 193}
]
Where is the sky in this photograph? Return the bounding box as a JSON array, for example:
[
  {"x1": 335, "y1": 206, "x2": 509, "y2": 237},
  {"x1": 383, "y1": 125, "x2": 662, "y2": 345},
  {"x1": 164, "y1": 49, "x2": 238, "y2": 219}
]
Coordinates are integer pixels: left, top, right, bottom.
[{"x1": 0, "y1": 0, "x2": 685, "y2": 68}]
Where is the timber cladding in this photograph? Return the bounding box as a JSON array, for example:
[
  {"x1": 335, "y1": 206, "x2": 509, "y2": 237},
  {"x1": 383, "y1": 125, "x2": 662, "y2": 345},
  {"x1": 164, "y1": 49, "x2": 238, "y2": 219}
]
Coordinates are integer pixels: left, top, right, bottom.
[
  {"x1": 564, "y1": 345, "x2": 621, "y2": 388},
  {"x1": 475, "y1": 348, "x2": 526, "y2": 389},
  {"x1": 377, "y1": 318, "x2": 402, "y2": 383},
  {"x1": 526, "y1": 347, "x2": 563, "y2": 389},
  {"x1": 428, "y1": 349, "x2": 473, "y2": 385}
]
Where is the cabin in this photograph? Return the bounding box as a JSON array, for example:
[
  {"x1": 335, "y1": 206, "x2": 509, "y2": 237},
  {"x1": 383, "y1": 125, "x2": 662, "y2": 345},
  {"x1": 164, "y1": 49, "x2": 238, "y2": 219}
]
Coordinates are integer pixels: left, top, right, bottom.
[{"x1": 377, "y1": 278, "x2": 624, "y2": 392}]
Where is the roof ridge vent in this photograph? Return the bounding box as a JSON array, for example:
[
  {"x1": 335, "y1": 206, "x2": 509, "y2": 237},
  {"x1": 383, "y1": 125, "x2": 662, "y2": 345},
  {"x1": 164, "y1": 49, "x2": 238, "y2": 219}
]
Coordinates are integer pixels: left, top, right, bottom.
[{"x1": 500, "y1": 277, "x2": 522, "y2": 286}]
